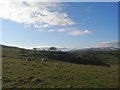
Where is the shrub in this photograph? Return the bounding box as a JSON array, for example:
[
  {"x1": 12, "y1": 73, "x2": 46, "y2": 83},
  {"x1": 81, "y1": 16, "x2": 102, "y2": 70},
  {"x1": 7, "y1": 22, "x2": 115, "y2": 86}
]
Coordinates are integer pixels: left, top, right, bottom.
[{"x1": 78, "y1": 53, "x2": 110, "y2": 66}]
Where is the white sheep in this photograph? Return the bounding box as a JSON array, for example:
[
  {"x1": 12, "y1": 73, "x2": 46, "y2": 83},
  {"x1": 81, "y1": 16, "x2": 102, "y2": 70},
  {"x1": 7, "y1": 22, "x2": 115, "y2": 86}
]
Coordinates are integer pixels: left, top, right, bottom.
[
  {"x1": 42, "y1": 58, "x2": 47, "y2": 62},
  {"x1": 0, "y1": 77, "x2": 2, "y2": 80}
]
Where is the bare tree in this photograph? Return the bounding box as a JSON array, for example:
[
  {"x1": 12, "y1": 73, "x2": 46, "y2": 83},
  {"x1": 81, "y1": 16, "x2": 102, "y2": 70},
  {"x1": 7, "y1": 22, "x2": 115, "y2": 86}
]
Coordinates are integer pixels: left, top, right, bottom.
[
  {"x1": 33, "y1": 48, "x2": 37, "y2": 52},
  {"x1": 49, "y1": 47, "x2": 57, "y2": 52}
]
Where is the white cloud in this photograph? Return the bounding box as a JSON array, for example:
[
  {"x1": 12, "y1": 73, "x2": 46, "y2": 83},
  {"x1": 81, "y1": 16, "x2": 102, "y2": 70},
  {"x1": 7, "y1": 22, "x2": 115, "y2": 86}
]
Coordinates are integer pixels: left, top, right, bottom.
[
  {"x1": 34, "y1": 24, "x2": 43, "y2": 28},
  {"x1": 43, "y1": 28, "x2": 92, "y2": 36},
  {"x1": 57, "y1": 28, "x2": 66, "y2": 32},
  {"x1": 47, "y1": 30, "x2": 56, "y2": 32},
  {"x1": 0, "y1": 1, "x2": 75, "y2": 28},
  {"x1": 34, "y1": 24, "x2": 49, "y2": 28},
  {"x1": 46, "y1": 28, "x2": 67, "y2": 32},
  {"x1": 0, "y1": 0, "x2": 60, "y2": 2},
  {"x1": 95, "y1": 41, "x2": 120, "y2": 48},
  {"x1": 43, "y1": 24, "x2": 49, "y2": 27},
  {"x1": 0, "y1": 0, "x2": 119, "y2": 2},
  {"x1": 68, "y1": 30, "x2": 92, "y2": 36}
]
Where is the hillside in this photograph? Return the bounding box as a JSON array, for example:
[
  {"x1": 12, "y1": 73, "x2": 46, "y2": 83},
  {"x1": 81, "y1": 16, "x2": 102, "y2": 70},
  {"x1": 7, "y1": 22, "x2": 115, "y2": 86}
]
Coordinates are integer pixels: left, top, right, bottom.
[
  {"x1": 2, "y1": 46, "x2": 119, "y2": 88},
  {"x1": 69, "y1": 47, "x2": 120, "y2": 52}
]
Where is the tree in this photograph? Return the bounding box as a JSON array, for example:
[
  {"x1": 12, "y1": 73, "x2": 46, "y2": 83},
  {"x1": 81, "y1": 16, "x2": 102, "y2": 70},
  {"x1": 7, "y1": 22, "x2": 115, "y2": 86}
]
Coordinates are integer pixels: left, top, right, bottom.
[
  {"x1": 49, "y1": 47, "x2": 57, "y2": 52},
  {"x1": 33, "y1": 48, "x2": 37, "y2": 52}
]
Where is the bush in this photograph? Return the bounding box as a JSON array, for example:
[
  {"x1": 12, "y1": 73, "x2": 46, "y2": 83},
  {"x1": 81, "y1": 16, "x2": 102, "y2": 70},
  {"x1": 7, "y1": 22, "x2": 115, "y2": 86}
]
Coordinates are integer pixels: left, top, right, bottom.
[
  {"x1": 35, "y1": 51, "x2": 110, "y2": 67},
  {"x1": 78, "y1": 53, "x2": 110, "y2": 66}
]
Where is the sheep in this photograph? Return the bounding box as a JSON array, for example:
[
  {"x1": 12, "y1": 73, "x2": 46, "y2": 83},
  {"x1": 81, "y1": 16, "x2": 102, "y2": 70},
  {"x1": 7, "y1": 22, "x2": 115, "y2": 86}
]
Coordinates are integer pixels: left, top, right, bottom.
[
  {"x1": 42, "y1": 58, "x2": 44, "y2": 62},
  {"x1": 0, "y1": 77, "x2": 2, "y2": 80},
  {"x1": 42, "y1": 57, "x2": 47, "y2": 62}
]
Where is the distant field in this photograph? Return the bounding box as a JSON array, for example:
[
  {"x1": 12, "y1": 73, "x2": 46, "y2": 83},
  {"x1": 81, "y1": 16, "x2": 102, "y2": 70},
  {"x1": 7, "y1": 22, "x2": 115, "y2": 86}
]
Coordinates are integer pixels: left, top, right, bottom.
[{"x1": 2, "y1": 47, "x2": 119, "y2": 88}]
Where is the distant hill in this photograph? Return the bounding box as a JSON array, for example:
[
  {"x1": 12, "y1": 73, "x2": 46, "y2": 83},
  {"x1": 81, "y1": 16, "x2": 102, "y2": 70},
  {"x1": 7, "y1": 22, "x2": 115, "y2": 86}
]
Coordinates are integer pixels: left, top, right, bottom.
[
  {"x1": 69, "y1": 47, "x2": 119, "y2": 52},
  {"x1": 1, "y1": 44, "x2": 119, "y2": 52},
  {"x1": 0, "y1": 44, "x2": 25, "y2": 50}
]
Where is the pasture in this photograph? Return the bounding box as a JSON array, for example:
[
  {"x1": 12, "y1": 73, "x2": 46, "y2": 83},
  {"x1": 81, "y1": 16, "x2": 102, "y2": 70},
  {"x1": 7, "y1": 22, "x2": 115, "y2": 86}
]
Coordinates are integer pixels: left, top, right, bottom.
[{"x1": 2, "y1": 47, "x2": 119, "y2": 88}]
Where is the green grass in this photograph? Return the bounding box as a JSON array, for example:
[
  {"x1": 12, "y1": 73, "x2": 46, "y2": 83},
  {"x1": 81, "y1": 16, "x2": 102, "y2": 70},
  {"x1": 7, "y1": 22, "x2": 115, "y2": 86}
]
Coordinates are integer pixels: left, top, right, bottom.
[{"x1": 2, "y1": 47, "x2": 119, "y2": 88}]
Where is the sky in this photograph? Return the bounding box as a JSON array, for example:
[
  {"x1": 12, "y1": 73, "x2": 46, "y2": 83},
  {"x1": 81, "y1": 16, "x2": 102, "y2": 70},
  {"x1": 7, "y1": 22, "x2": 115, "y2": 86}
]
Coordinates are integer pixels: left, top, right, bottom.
[{"x1": 0, "y1": 1, "x2": 119, "y2": 49}]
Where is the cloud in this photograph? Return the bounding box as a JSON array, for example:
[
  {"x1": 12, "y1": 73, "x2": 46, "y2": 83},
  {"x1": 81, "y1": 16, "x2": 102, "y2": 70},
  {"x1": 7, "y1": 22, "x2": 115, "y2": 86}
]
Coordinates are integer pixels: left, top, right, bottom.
[
  {"x1": 47, "y1": 30, "x2": 56, "y2": 32},
  {"x1": 95, "y1": 41, "x2": 120, "y2": 48},
  {"x1": 44, "y1": 28, "x2": 92, "y2": 36},
  {"x1": 34, "y1": 24, "x2": 49, "y2": 28},
  {"x1": 0, "y1": 0, "x2": 75, "y2": 28},
  {"x1": 0, "y1": 0, "x2": 60, "y2": 2},
  {"x1": 68, "y1": 30, "x2": 92, "y2": 36},
  {"x1": 57, "y1": 28, "x2": 66, "y2": 32},
  {"x1": 34, "y1": 24, "x2": 43, "y2": 28},
  {"x1": 47, "y1": 28, "x2": 67, "y2": 32},
  {"x1": 0, "y1": 0, "x2": 119, "y2": 2}
]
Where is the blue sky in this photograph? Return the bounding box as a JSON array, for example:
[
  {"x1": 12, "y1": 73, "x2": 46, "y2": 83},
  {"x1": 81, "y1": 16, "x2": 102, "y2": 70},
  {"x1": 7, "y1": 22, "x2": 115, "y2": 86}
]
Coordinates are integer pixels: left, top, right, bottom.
[{"x1": 0, "y1": 2, "x2": 118, "y2": 49}]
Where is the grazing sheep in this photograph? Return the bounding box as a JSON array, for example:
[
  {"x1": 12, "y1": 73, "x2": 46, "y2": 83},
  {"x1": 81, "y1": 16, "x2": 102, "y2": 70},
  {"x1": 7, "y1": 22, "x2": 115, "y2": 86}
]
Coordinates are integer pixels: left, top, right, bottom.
[
  {"x1": 0, "y1": 77, "x2": 2, "y2": 80},
  {"x1": 42, "y1": 57, "x2": 47, "y2": 62},
  {"x1": 42, "y1": 58, "x2": 44, "y2": 62}
]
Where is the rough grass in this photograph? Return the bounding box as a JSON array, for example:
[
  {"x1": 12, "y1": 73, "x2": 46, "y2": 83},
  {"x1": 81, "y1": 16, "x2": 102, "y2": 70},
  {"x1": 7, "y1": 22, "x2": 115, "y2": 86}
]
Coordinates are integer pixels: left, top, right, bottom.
[{"x1": 2, "y1": 48, "x2": 119, "y2": 88}]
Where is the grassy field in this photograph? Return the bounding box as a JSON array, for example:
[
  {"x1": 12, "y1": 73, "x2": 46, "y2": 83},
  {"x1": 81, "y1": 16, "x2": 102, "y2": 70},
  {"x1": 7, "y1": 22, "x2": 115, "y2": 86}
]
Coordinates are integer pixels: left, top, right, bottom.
[{"x1": 2, "y1": 47, "x2": 119, "y2": 88}]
